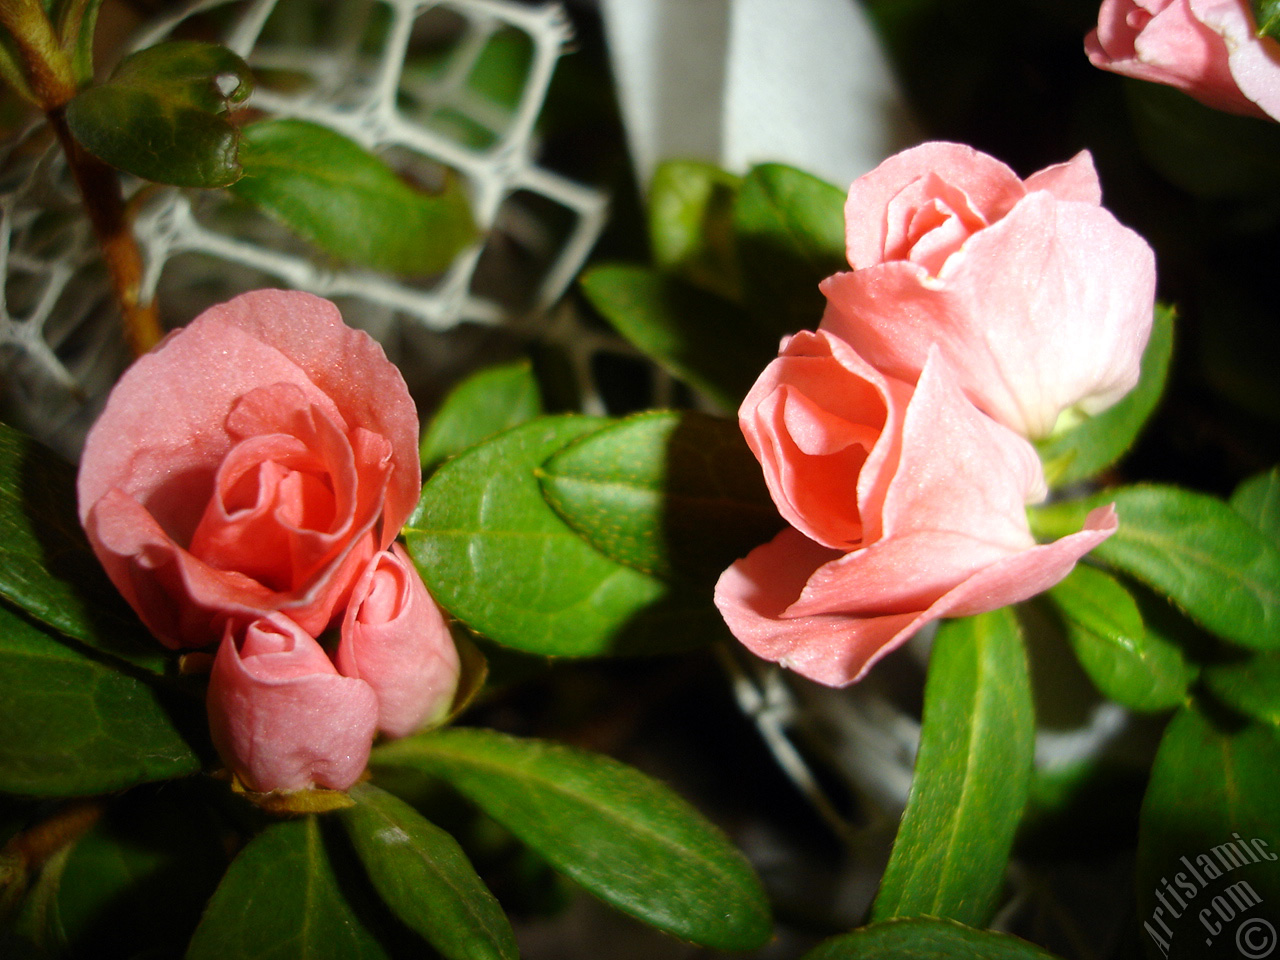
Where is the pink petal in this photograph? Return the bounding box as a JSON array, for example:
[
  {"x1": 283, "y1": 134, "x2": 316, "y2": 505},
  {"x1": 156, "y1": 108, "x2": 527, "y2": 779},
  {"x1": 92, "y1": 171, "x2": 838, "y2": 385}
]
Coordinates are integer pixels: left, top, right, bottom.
[
  {"x1": 337, "y1": 545, "x2": 460, "y2": 738},
  {"x1": 1022, "y1": 151, "x2": 1104, "y2": 204},
  {"x1": 1191, "y1": 0, "x2": 1280, "y2": 120},
  {"x1": 821, "y1": 192, "x2": 1156, "y2": 438},
  {"x1": 207, "y1": 614, "x2": 379, "y2": 792},
  {"x1": 844, "y1": 142, "x2": 1027, "y2": 269}
]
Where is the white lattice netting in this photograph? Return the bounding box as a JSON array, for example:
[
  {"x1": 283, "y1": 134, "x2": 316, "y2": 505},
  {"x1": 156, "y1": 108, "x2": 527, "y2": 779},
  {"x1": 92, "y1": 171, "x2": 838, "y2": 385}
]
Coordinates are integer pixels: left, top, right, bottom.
[{"x1": 1, "y1": 0, "x2": 611, "y2": 456}]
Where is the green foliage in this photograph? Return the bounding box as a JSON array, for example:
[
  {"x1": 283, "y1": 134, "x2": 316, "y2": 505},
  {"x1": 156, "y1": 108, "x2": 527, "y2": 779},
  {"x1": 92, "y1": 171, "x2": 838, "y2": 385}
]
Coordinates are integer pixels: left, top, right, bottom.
[
  {"x1": 871, "y1": 609, "x2": 1034, "y2": 927},
  {"x1": 647, "y1": 159, "x2": 743, "y2": 301},
  {"x1": 65, "y1": 41, "x2": 252, "y2": 187},
  {"x1": 231, "y1": 118, "x2": 476, "y2": 276},
  {"x1": 371, "y1": 727, "x2": 772, "y2": 951},
  {"x1": 580, "y1": 265, "x2": 773, "y2": 409},
  {"x1": 1204, "y1": 653, "x2": 1280, "y2": 726},
  {"x1": 50, "y1": 0, "x2": 104, "y2": 83},
  {"x1": 1030, "y1": 485, "x2": 1280, "y2": 652},
  {"x1": 0, "y1": 602, "x2": 199, "y2": 796},
  {"x1": 1038, "y1": 304, "x2": 1174, "y2": 488},
  {"x1": 537, "y1": 410, "x2": 783, "y2": 583},
  {"x1": 341, "y1": 784, "x2": 517, "y2": 960},
  {"x1": 419, "y1": 360, "x2": 543, "y2": 472},
  {"x1": 405, "y1": 415, "x2": 724, "y2": 657},
  {"x1": 802, "y1": 917, "x2": 1062, "y2": 959},
  {"x1": 1232, "y1": 465, "x2": 1280, "y2": 550},
  {"x1": 1047, "y1": 564, "x2": 1193, "y2": 712},
  {"x1": 187, "y1": 817, "x2": 391, "y2": 960},
  {"x1": 1254, "y1": 0, "x2": 1280, "y2": 40},
  {"x1": 0, "y1": 421, "x2": 165, "y2": 673},
  {"x1": 1137, "y1": 701, "x2": 1280, "y2": 953}
]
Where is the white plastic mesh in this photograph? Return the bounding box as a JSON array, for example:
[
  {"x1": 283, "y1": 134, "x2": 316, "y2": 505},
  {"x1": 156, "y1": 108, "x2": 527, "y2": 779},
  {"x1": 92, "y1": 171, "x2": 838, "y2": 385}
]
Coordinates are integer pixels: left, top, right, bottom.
[{"x1": 1, "y1": 0, "x2": 610, "y2": 456}]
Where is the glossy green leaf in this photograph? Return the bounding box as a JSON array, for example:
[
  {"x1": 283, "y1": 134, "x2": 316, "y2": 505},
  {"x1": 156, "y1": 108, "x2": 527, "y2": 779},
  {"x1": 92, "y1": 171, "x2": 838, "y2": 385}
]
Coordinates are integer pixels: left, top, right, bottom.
[
  {"x1": 537, "y1": 410, "x2": 782, "y2": 583},
  {"x1": 419, "y1": 360, "x2": 543, "y2": 472},
  {"x1": 0, "y1": 602, "x2": 199, "y2": 796},
  {"x1": 648, "y1": 159, "x2": 743, "y2": 301},
  {"x1": 0, "y1": 421, "x2": 166, "y2": 673},
  {"x1": 1204, "y1": 653, "x2": 1280, "y2": 726},
  {"x1": 231, "y1": 119, "x2": 476, "y2": 276},
  {"x1": 1251, "y1": 0, "x2": 1280, "y2": 41},
  {"x1": 734, "y1": 162, "x2": 847, "y2": 340},
  {"x1": 371, "y1": 727, "x2": 772, "y2": 951},
  {"x1": 1038, "y1": 304, "x2": 1174, "y2": 488},
  {"x1": 802, "y1": 917, "x2": 1062, "y2": 959},
  {"x1": 187, "y1": 817, "x2": 390, "y2": 960},
  {"x1": 1232, "y1": 466, "x2": 1280, "y2": 550},
  {"x1": 1048, "y1": 564, "x2": 1193, "y2": 711},
  {"x1": 580, "y1": 265, "x2": 774, "y2": 409},
  {"x1": 1136, "y1": 701, "x2": 1280, "y2": 958},
  {"x1": 872, "y1": 609, "x2": 1034, "y2": 926},
  {"x1": 1030, "y1": 485, "x2": 1280, "y2": 651},
  {"x1": 65, "y1": 41, "x2": 252, "y2": 187},
  {"x1": 406, "y1": 415, "x2": 724, "y2": 656},
  {"x1": 340, "y1": 783, "x2": 516, "y2": 960}
]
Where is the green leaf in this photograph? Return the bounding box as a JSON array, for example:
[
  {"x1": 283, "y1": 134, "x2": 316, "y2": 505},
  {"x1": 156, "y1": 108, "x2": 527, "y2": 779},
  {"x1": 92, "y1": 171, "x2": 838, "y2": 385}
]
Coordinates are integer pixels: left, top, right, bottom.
[
  {"x1": 1250, "y1": 0, "x2": 1280, "y2": 42},
  {"x1": 231, "y1": 118, "x2": 476, "y2": 276},
  {"x1": 340, "y1": 783, "x2": 517, "y2": 960},
  {"x1": 65, "y1": 41, "x2": 252, "y2": 187},
  {"x1": 0, "y1": 421, "x2": 166, "y2": 674},
  {"x1": 648, "y1": 159, "x2": 743, "y2": 301},
  {"x1": 801, "y1": 917, "x2": 1062, "y2": 960},
  {"x1": 371, "y1": 727, "x2": 772, "y2": 951},
  {"x1": 1048, "y1": 565, "x2": 1193, "y2": 712},
  {"x1": 51, "y1": 0, "x2": 105, "y2": 83},
  {"x1": 580, "y1": 265, "x2": 775, "y2": 409},
  {"x1": 733, "y1": 162, "x2": 847, "y2": 341},
  {"x1": 537, "y1": 410, "x2": 783, "y2": 583},
  {"x1": 1204, "y1": 653, "x2": 1280, "y2": 726},
  {"x1": 405, "y1": 415, "x2": 725, "y2": 657},
  {"x1": 187, "y1": 817, "x2": 390, "y2": 960},
  {"x1": 1232, "y1": 466, "x2": 1280, "y2": 550},
  {"x1": 1038, "y1": 304, "x2": 1174, "y2": 488},
  {"x1": 872, "y1": 609, "x2": 1034, "y2": 927},
  {"x1": 1029, "y1": 485, "x2": 1280, "y2": 651},
  {"x1": 1136, "y1": 701, "x2": 1280, "y2": 958},
  {"x1": 419, "y1": 360, "x2": 543, "y2": 472},
  {"x1": 0, "y1": 602, "x2": 199, "y2": 796}
]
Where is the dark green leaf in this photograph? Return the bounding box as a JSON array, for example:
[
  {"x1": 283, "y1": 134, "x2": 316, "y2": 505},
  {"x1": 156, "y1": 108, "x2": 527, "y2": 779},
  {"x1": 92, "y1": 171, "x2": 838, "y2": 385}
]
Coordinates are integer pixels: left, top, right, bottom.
[
  {"x1": 405, "y1": 415, "x2": 725, "y2": 656},
  {"x1": 0, "y1": 603, "x2": 198, "y2": 796},
  {"x1": 341, "y1": 783, "x2": 517, "y2": 960},
  {"x1": 872, "y1": 609, "x2": 1034, "y2": 926},
  {"x1": 419, "y1": 360, "x2": 542, "y2": 472},
  {"x1": 734, "y1": 162, "x2": 847, "y2": 340},
  {"x1": 371, "y1": 727, "x2": 772, "y2": 951},
  {"x1": 537, "y1": 410, "x2": 782, "y2": 583},
  {"x1": 1029, "y1": 485, "x2": 1280, "y2": 651},
  {"x1": 580, "y1": 265, "x2": 774, "y2": 409},
  {"x1": 1204, "y1": 653, "x2": 1280, "y2": 726},
  {"x1": 648, "y1": 159, "x2": 743, "y2": 301},
  {"x1": 0, "y1": 421, "x2": 166, "y2": 674},
  {"x1": 1038, "y1": 304, "x2": 1174, "y2": 488},
  {"x1": 1136, "y1": 701, "x2": 1280, "y2": 958},
  {"x1": 1232, "y1": 466, "x2": 1280, "y2": 550},
  {"x1": 802, "y1": 917, "x2": 1062, "y2": 959},
  {"x1": 1250, "y1": 0, "x2": 1280, "y2": 42},
  {"x1": 65, "y1": 41, "x2": 252, "y2": 187},
  {"x1": 187, "y1": 817, "x2": 390, "y2": 960},
  {"x1": 231, "y1": 119, "x2": 476, "y2": 276},
  {"x1": 1048, "y1": 564, "x2": 1193, "y2": 712}
]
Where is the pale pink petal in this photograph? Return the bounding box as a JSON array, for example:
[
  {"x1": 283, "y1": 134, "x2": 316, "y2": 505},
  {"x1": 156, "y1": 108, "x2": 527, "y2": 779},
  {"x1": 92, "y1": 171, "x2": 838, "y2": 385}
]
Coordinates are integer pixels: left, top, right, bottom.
[
  {"x1": 337, "y1": 545, "x2": 460, "y2": 738},
  {"x1": 821, "y1": 192, "x2": 1156, "y2": 438},
  {"x1": 207, "y1": 614, "x2": 379, "y2": 792},
  {"x1": 1022, "y1": 151, "x2": 1104, "y2": 204},
  {"x1": 1192, "y1": 0, "x2": 1280, "y2": 120},
  {"x1": 844, "y1": 142, "x2": 1027, "y2": 268}
]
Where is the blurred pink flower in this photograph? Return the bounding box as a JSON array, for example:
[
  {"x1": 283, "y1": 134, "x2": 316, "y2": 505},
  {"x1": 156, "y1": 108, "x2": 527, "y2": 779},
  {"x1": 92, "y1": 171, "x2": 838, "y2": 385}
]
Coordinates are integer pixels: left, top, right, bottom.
[{"x1": 1086, "y1": 0, "x2": 1280, "y2": 120}]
